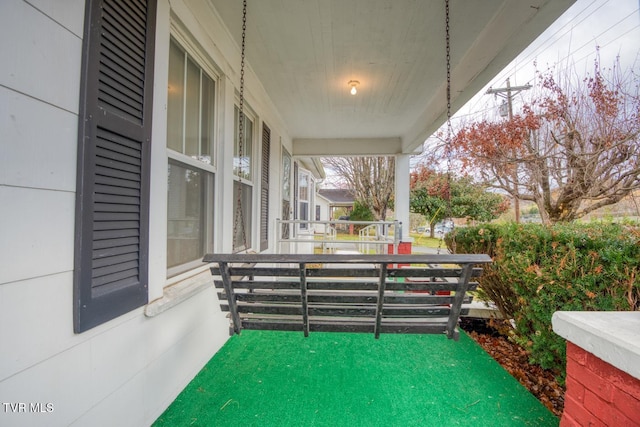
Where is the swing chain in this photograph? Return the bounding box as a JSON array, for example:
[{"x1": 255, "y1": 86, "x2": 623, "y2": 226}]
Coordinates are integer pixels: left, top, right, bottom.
[
  {"x1": 446, "y1": 0, "x2": 451, "y2": 127},
  {"x1": 234, "y1": 0, "x2": 249, "y2": 251},
  {"x1": 438, "y1": 0, "x2": 456, "y2": 254}
]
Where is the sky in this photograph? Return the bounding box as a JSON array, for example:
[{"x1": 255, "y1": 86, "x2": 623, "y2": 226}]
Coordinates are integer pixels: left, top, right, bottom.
[
  {"x1": 451, "y1": 0, "x2": 640, "y2": 125},
  {"x1": 324, "y1": 0, "x2": 640, "y2": 183}
]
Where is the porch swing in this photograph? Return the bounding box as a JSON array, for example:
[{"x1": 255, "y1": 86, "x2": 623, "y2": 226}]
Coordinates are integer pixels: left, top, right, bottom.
[{"x1": 203, "y1": 0, "x2": 491, "y2": 341}]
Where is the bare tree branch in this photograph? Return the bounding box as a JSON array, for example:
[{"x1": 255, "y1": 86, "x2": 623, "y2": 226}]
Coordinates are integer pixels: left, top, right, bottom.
[
  {"x1": 451, "y1": 55, "x2": 640, "y2": 223},
  {"x1": 323, "y1": 156, "x2": 395, "y2": 220}
]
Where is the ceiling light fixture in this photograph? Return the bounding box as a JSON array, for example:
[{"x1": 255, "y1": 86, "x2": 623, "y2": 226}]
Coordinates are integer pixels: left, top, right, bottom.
[{"x1": 348, "y1": 80, "x2": 359, "y2": 95}]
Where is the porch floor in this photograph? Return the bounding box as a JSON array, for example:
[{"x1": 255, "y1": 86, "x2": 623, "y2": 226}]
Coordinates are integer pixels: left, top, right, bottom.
[{"x1": 153, "y1": 330, "x2": 557, "y2": 426}]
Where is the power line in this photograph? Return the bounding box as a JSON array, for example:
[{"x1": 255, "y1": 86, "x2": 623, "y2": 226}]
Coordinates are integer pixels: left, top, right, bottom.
[
  {"x1": 492, "y1": 0, "x2": 610, "y2": 84},
  {"x1": 518, "y1": 1, "x2": 608, "y2": 62},
  {"x1": 558, "y1": 15, "x2": 640, "y2": 66},
  {"x1": 462, "y1": 0, "x2": 639, "y2": 117}
]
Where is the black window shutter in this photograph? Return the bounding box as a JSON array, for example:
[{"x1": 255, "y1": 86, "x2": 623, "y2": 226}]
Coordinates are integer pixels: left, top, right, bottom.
[
  {"x1": 74, "y1": 0, "x2": 156, "y2": 333},
  {"x1": 293, "y1": 162, "x2": 299, "y2": 229},
  {"x1": 260, "y1": 123, "x2": 271, "y2": 251}
]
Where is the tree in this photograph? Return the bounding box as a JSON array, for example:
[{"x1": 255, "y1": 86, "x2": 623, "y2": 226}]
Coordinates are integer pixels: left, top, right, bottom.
[
  {"x1": 409, "y1": 166, "x2": 509, "y2": 237},
  {"x1": 323, "y1": 156, "x2": 395, "y2": 220},
  {"x1": 349, "y1": 201, "x2": 375, "y2": 232},
  {"x1": 452, "y1": 55, "x2": 640, "y2": 224},
  {"x1": 409, "y1": 167, "x2": 448, "y2": 237}
]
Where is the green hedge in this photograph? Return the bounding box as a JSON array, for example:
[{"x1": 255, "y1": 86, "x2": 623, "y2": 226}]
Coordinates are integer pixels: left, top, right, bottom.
[
  {"x1": 451, "y1": 222, "x2": 640, "y2": 376},
  {"x1": 349, "y1": 201, "x2": 374, "y2": 232}
]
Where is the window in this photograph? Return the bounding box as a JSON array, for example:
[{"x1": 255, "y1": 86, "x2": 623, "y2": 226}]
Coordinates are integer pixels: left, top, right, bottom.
[
  {"x1": 74, "y1": 0, "x2": 157, "y2": 333},
  {"x1": 233, "y1": 106, "x2": 254, "y2": 251},
  {"x1": 234, "y1": 107, "x2": 253, "y2": 180},
  {"x1": 232, "y1": 181, "x2": 252, "y2": 251},
  {"x1": 167, "y1": 160, "x2": 212, "y2": 269},
  {"x1": 166, "y1": 38, "x2": 216, "y2": 275},
  {"x1": 281, "y1": 149, "x2": 291, "y2": 239},
  {"x1": 298, "y1": 171, "x2": 309, "y2": 230}
]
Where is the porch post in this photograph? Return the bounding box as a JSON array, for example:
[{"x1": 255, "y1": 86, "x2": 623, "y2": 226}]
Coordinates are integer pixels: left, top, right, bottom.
[
  {"x1": 395, "y1": 154, "x2": 411, "y2": 241},
  {"x1": 218, "y1": 75, "x2": 236, "y2": 253}
]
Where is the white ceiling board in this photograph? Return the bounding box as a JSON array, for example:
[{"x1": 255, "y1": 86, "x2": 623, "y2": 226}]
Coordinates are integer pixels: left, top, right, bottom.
[
  {"x1": 292, "y1": 138, "x2": 403, "y2": 157},
  {"x1": 208, "y1": 0, "x2": 575, "y2": 154}
]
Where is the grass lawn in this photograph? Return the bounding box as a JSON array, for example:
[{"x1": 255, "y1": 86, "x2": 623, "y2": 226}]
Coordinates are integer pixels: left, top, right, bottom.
[{"x1": 408, "y1": 233, "x2": 443, "y2": 248}]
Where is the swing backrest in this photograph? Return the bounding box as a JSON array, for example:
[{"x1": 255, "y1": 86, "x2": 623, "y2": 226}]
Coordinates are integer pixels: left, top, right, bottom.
[{"x1": 204, "y1": 253, "x2": 491, "y2": 340}]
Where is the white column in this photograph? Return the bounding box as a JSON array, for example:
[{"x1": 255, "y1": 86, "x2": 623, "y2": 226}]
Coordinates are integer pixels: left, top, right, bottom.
[
  {"x1": 217, "y1": 76, "x2": 236, "y2": 253},
  {"x1": 147, "y1": 0, "x2": 171, "y2": 301},
  {"x1": 395, "y1": 154, "x2": 411, "y2": 241}
]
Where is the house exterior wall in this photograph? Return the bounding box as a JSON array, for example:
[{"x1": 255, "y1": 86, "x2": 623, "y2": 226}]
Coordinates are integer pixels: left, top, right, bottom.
[
  {"x1": 0, "y1": 1, "x2": 292, "y2": 426},
  {"x1": 316, "y1": 194, "x2": 331, "y2": 221}
]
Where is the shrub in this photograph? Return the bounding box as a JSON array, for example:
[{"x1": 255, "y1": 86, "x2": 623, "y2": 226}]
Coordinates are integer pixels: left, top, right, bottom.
[
  {"x1": 349, "y1": 201, "x2": 374, "y2": 231},
  {"x1": 448, "y1": 224, "x2": 521, "y2": 322},
  {"x1": 453, "y1": 222, "x2": 640, "y2": 376}
]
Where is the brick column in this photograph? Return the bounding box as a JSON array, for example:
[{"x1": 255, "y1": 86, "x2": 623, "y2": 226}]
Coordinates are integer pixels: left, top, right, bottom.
[
  {"x1": 553, "y1": 311, "x2": 640, "y2": 427},
  {"x1": 562, "y1": 342, "x2": 640, "y2": 426}
]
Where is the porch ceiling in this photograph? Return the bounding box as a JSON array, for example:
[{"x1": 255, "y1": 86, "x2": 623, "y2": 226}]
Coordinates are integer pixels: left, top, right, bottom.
[{"x1": 209, "y1": 0, "x2": 575, "y2": 155}]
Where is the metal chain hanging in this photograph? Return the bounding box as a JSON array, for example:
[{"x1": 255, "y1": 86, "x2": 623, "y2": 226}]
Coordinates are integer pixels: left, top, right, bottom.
[
  {"x1": 438, "y1": 0, "x2": 456, "y2": 254},
  {"x1": 233, "y1": 0, "x2": 250, "y2": 252}
]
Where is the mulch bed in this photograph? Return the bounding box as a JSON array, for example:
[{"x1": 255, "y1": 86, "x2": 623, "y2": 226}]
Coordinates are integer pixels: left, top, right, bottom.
[{"x1": 460, "y1": 318, "x2": 565, "y2": 418}]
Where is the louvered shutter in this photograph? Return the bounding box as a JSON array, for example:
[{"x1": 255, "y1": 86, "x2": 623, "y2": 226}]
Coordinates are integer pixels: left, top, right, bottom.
[
  {"x1": 293, "y1": 162, "x2": 299, "y2": 233},
  {"x1": 260, "y1": 123, "x2": 271, "y2": 251},
  {"x1": 74, "y1": 0, "x2": 156, "y2": 332}
]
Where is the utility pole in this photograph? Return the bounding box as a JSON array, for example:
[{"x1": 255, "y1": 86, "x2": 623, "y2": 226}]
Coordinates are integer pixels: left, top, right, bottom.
[{"x1": 486, "y1": 78, "x2": 532, "y2": 223}]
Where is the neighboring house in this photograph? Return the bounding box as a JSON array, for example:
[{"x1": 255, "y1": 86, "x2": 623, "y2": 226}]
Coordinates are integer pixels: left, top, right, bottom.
[
  {"x1": 315, "y1": 192, "x2": 331, "y2": 220},
  {"x1": 318, "y1": 188, "x2": 357, "y2": 220},
  {"x1": 0, "y1": 1, "x2": 574, "y2": 425}
]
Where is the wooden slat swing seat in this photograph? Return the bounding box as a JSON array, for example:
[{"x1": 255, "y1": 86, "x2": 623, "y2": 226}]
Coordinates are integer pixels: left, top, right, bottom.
[{"x1": 204, "y1": 253, "x2": 492, "y2": 341}]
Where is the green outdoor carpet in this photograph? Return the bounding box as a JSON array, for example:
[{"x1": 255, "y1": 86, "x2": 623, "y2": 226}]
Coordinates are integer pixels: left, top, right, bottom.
[{"x1": 154, "y1": 330, "x2": 557, "y2": 427}]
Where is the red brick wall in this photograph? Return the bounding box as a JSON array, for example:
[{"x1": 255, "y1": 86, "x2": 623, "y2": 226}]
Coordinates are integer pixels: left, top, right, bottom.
[{"x1": 561, "y1": 341, "x2": 640, "y2": 426}]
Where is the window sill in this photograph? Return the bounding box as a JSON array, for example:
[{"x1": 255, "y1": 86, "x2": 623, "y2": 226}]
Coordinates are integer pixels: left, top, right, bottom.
[{"x1": 145, "y1": 269, "x2": 212, "y2": 317}]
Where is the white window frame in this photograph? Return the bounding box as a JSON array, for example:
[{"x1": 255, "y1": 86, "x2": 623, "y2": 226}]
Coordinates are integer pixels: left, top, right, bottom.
[
  {"x1": 166, "y1": 35, "x2": 220, "y2": 277},
  {"x1": 232, "y1": 104, "x2": 256, "y2": 252},
  {"x1": 297, "y1": 168, "x2": 312, "y2": 231},
  {"x1": 280, "y1": 147, "x2": 292, "y2": 240}
]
